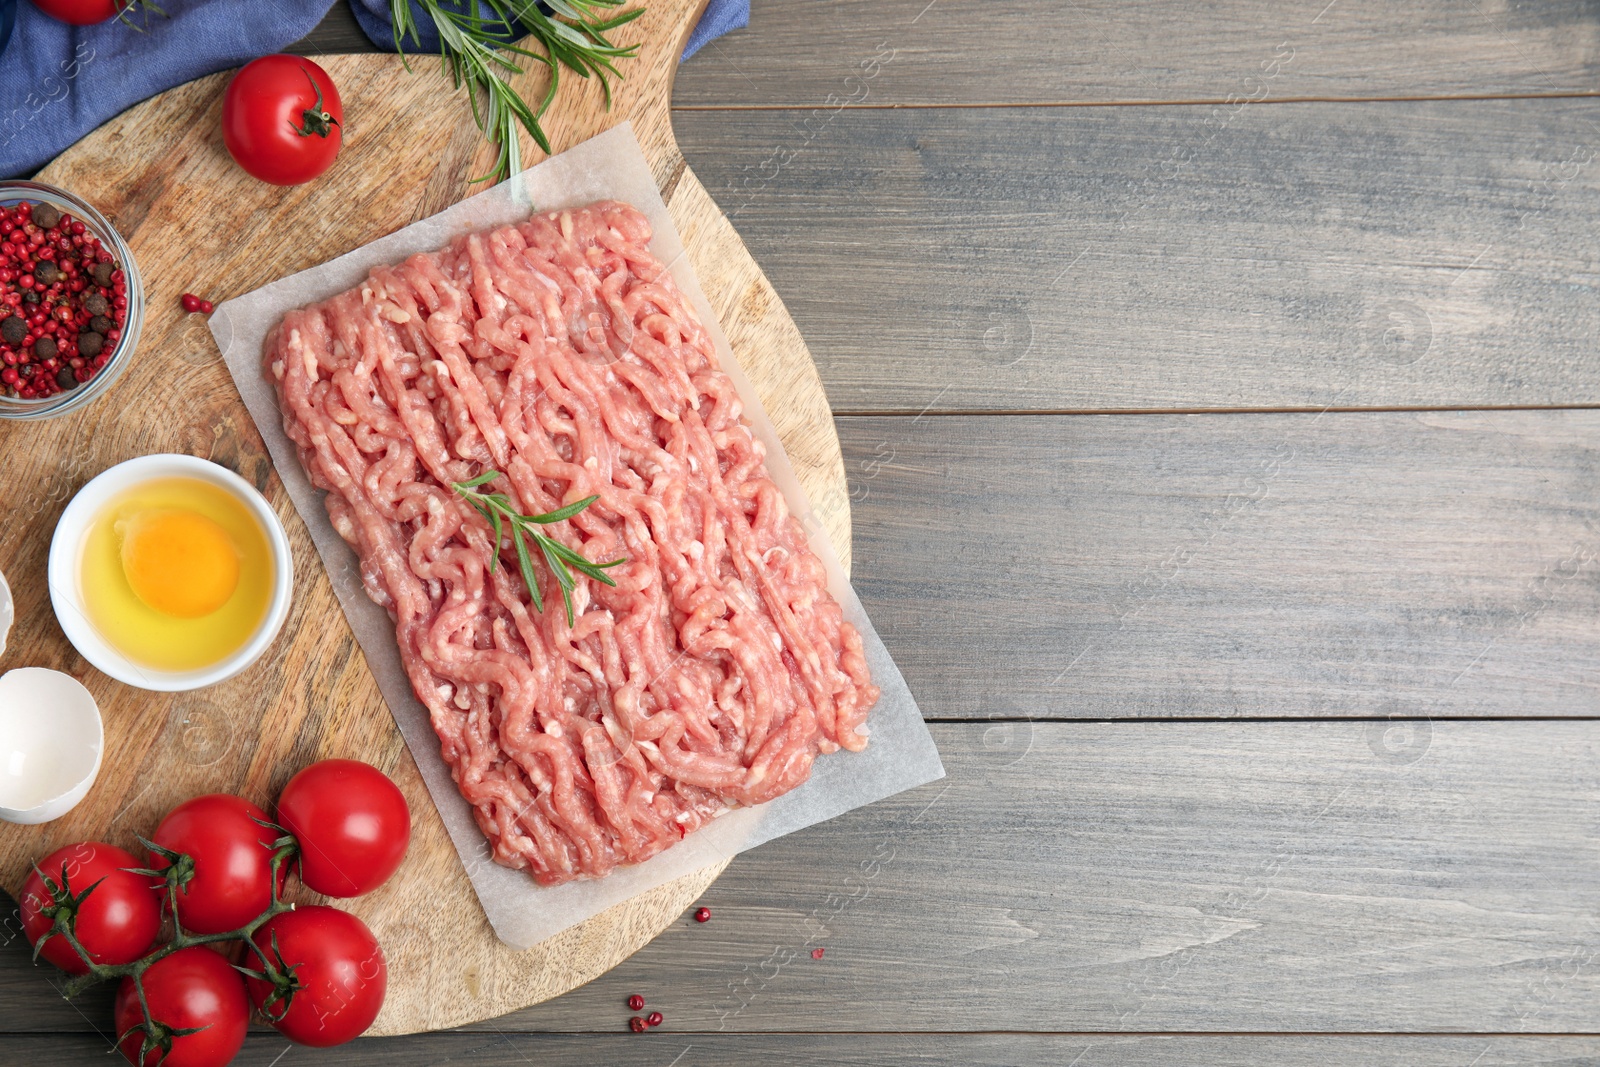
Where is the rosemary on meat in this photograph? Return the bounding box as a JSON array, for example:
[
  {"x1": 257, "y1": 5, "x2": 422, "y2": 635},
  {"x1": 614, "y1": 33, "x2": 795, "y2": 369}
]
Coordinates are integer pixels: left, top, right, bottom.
[
  {"x1": 391, "y1": 0, "x2": 644, "y2": 184},
  {"x1": 451, "y1": 470, "x2": 626, "y2": 624}
]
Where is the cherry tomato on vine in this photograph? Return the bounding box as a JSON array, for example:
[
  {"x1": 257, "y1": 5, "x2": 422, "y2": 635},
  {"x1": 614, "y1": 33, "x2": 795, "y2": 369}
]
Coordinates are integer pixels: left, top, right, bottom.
[
  {"x1": 246, "y1": 905, "x2": 386, "y2": 1047},
  {"x1": 221, "y1": 55, "x2": 343, "y2": 186},
  {"x1": 277, "y1": 759, "x2": 410, "y2": 898},
  {"x1": 29, "y1": 0, "x2": 127, "y2": 25},
  {"x1": 19, "y1": 842, "x2": 160, "y2": 975},
  {"x1": 149, "y1": 793, "x2": 282, "y2": 935},
  {"x1": 113, "y1": 946, "x2": 249, "y2": 1067}
]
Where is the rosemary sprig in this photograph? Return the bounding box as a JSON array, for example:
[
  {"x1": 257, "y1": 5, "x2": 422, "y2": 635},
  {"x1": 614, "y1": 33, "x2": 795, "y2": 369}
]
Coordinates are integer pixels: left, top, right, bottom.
[
  {"x1": 451, "y1": 470, "x2": 625, "y2": 624},
  {"x1": 392, "y1": 0, "x2": 645, "y2": 185}
]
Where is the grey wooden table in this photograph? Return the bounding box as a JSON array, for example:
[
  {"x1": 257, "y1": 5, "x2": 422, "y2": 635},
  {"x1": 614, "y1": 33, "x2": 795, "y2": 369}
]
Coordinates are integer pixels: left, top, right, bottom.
[{"x1": 9, "y1": 2, "x2": 1600, "y2": 1064}]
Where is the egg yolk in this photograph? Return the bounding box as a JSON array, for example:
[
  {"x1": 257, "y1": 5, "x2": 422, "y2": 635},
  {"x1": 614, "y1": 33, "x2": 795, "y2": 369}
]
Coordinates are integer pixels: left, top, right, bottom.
[{"x1": 117, "y1": 510, "x2": 241, "y2": 619}]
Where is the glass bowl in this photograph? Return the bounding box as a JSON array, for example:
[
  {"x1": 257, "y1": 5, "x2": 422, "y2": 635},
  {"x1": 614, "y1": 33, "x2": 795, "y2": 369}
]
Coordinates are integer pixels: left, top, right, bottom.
[{"x1": 0, "y1": 180, "x2": 144, "y2": 421}]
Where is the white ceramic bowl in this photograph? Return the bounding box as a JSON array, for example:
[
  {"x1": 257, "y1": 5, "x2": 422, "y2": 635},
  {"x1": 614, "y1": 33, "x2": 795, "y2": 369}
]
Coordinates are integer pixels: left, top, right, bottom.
[
  {"x1": 47, "y1": 454, "x2": 293, "y2": 692},
  {"x1": 0, "y1": 668, "x2": 103, "y2": 824}
]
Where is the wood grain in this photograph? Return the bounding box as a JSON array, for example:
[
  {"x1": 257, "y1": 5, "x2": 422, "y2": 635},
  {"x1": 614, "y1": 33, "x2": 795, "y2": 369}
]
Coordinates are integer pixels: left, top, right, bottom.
[
  {"x1": 671, "y1": 99, "x2": 1600, "y2": 414},
  {"x1": 8, "y1": 721, "x2": 1600, "y2": 1034},
  {"x1": 835, "y1": 410, "x2": 1600, "y2": 720},
  {"x1": 670, "y1": 0, "x2": 1600, "y2": 107},
  {"x1": 290, "y1": 0, "x2": 370, "y2": 55},
  {"x1": 0, "y1": 0, "x2": 853, "y2": 1037},
  {"x1": 13, "y1": 1033, "x2": 1600, "y2": 1066}
]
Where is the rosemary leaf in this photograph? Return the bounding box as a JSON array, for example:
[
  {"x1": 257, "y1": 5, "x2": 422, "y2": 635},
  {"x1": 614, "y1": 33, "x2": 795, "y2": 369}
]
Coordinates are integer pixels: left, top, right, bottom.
[
  {"x1": 537, "y1": 537, "x2": 576, "y2": 593},
  {"x1": 513, "y1": 522, "x2": 543, "y2": 613},
  {"x1": 456, "y1": 470, "x2": 502, "y2": 489},
  {"x1": 487, "y1": 508, "x2": 504, "y2": 573},
  {"x1": 526, "y1": 494, "x2": 600, "y2": 524},
  {"x1": 537, "y1": 537, "x2": 580, "y2": 626}
]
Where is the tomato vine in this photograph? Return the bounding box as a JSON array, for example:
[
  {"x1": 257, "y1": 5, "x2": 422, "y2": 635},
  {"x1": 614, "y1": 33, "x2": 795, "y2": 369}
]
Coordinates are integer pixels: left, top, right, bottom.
[{"x1": 31, "y1": 828, "x2": 303, "y2": 1065}]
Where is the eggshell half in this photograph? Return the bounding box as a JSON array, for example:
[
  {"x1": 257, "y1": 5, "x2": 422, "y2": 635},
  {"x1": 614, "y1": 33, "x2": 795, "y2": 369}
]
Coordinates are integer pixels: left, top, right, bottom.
[{"x1": 0, "y1": 668, "x2": 103, "y2": 824}]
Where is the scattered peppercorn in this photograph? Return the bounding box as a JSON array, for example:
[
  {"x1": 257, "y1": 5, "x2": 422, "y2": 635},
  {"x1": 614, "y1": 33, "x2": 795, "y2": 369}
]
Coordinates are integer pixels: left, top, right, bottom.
[
  {"x1": 811, "y1": 947, "x2": 825, "y2": 959},
  {"x1": 199, "y1": 299, "x2": 214, "y2": 314},
  {"x1": 626, "y1": 994, "x2": 644, "y2": 1011},
  {"x1": 628, "y1": 1016, "x2": 648, "y2": 1033},
  {"x1": 180, "y1": 292, "x2": 201, "y2": 313},
  {"x1": 693, "y1": 907, "x2": 711, "y2": 923},
  {"x1": 646, "y1": 1011, "x2": 663, "y2": 1027}
]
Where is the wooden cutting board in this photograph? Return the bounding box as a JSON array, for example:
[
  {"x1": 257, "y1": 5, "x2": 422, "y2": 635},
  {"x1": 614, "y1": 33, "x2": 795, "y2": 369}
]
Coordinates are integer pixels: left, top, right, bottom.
[{"x1": 0, "y1": 0, "x2": 852, "y2": 1036}]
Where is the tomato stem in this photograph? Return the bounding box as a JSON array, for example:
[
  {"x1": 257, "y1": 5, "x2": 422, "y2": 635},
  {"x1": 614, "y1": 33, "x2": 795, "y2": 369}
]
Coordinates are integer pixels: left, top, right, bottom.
[{"x1": 290, "y1": 66, "x2": 341, "y2": 140}]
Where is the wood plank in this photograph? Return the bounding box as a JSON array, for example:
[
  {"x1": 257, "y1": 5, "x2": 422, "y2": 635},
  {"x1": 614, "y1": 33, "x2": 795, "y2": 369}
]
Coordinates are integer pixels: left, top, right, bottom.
[
  {"x1": 291, "y1": 3, "x2": 370, "y2": 54},
  {"x1": 834, "y1": 410, "x2": 1600, "y2": 720},
  {"x1": 292, "y1": 0, "x2": 1600, "y2": 109},
  {"x1": 10, "y1": 1033, "x2": 1600, "y2": 1066},
  {"x1": 674, "y1": 99, "x2": 1600, "y2": 413},
  {"x1": 7, "y1": 721, "x2": 1600, "y2": 1034},
  {"x1": 672, "y1": 0, "x2": 1600, "y2": 106}
]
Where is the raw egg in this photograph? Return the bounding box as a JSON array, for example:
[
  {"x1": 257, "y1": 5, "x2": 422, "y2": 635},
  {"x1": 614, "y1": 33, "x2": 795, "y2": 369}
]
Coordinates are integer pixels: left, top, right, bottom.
[{"x1": 78, "y1": 477, "x2": 272, "y2": 672}]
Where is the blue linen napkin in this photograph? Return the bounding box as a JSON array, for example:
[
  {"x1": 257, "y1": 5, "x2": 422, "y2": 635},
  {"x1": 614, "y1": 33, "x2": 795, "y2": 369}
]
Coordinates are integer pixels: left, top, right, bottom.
[
  {"x1": 0, "y1": 1, "x2": 332, "y2": 177},
  {"x1": 1, "y1": 0, "x2": 748, "y2": 179},
  {"x1": 680, "y1": 0, "x2": 745, "y2": 59}
]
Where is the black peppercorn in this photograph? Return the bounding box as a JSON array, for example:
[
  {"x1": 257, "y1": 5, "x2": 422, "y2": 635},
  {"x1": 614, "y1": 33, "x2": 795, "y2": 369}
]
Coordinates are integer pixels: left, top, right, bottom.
[
  {"x1": 84, "y1": 293, "x2": 109, "y2": 317},
  {"x1": 0, "y1": 315, "x2": 24, "y2": 345},
  {"x1": 89, "y1": 314, "x2": 114, "y2": 335},
  {"x1": 77, "y1": 331, "x2": 103, "y2": 357},
  {"x1": 55, "y1": 365, "x2": 76, "y2": 390},
  {"x1": 33, "y1": 336, "x2": 56, "y2": 361},
  {"x1": 31, "y1": 203, "x2": 61, "y2": 231},
  {"x1": 34, "y1": 261, "x2": 61, "y2": 286},
  {"x1": 23, "y1": 289, "x2": 39, "y2": 305},
  {"x1": 91, "y1": 261, "x2": 114, "y2": 287}
]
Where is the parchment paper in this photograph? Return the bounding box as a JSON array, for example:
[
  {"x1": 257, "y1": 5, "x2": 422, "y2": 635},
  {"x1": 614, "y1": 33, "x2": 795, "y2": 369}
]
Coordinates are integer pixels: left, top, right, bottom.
[{"x1": 210, "y1": 123, "x2": 944, "y2": 949}]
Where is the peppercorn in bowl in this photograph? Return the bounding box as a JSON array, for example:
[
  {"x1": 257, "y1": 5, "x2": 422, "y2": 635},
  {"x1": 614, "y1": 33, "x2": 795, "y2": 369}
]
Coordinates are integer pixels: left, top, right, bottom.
[{"x1": 0, "y1": 180, "x2": 143, "y2": 421}]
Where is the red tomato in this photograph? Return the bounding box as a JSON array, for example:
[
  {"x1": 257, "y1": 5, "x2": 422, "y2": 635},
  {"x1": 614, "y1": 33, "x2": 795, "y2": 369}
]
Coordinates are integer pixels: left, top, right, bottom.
[
  {"x1": 246, "y1": 906, "x2": 386, "y2": 1047},
  {"x1": 221, "y1": 55, "x2": 343, "y2": 186},
  {"x1": 114, "y1": 946, "x2": 249, "y2": 1067},
  {"x1": 150, "y1": 794, "x2": 281, "y2": 935},
  {"x1": 30, "y1": 0, "x2": 126, "y2": 25},
  {"x1": 19, "y1": 842, "x2": 160, "y2": 975},
  {"x1": 277, "y1": 759, "x2": 410, "y2": 898}
]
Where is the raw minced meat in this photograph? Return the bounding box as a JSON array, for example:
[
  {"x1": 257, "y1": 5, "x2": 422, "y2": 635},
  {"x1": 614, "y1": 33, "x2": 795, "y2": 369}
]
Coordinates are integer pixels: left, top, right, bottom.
[{"x1": 265, "y1": 200, "x2": 877, "y2": 885}]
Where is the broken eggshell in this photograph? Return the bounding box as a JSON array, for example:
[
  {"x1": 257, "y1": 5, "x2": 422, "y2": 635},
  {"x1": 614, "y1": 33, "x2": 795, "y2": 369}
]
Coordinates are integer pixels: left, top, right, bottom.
[{"x1": 0, "y1": 668, "x2": 104, "y2": 824}]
